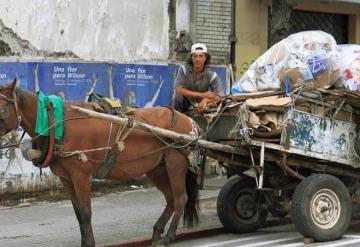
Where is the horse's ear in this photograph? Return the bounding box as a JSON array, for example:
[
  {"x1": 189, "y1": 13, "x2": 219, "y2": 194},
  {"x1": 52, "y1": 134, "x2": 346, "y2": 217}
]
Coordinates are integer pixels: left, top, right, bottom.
[
  {"x1": 9, "y1": 77, "x2": 19, "y2": 91},
  {"x1": 12, "y1": 77, "x2": 18, "y2": 88},
  {"x1": 0, "y1": 78, "x2": 18, "y2": 91}
]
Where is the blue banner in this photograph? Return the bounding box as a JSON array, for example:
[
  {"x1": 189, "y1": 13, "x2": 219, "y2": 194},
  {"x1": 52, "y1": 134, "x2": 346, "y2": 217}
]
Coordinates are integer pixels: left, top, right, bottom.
[
  {"x1": 0, "y1": 62, "x2": 29, "y2": 89},
  {"x1": 29, "y1": 62, "x2": 110, "y2": 101},
  {"x1": 112, "y1": 64, "x2": 173, "y2": 108},
  {"x1": 0, "y1": 61, "x2": 229, "y2": 107}
]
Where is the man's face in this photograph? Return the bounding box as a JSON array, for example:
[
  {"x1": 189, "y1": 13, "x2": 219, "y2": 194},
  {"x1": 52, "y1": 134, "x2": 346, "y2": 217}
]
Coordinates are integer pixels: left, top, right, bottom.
[{"x1": 191, "y1": 52, "x2": 206, "y2": 71}]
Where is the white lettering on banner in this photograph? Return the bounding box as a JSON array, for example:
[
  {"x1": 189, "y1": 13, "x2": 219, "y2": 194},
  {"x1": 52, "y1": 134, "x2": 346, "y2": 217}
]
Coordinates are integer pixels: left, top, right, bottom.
[
  {"x1": 53, "y1": 73, "x2": 66, "y2": 80},
  {"x1": 0, "y1": 73, "x2": 7, "y2": 79},
  {"x1": 67, "y1": 66, "x2": 77, "y2": 73},
  {"x1": 53, "y1": 66, "x2": 66, "y2": 80},
  {"x1": 124, "y1": 67, "x2": 155, "y2": 85},
  {"x1": 137, "y1": 68, "x2": 145, "y2": 74},
  {"x1": 137, "y1": 73, "x2": 154, "y2": 80},
  {"x1": 67, "y1": 66, "x2": 85, "y2": 79},
  {"x1": 125, "y1": 67, "x2": 136, "y2": 80},
  {"x1": 54, "y1": 66, "x2": 65, "y2": 73},
  {"x1": 126, "y1": 67, "x2": 135, "y2": 73},
  {"x1": 137, "y1": 68, "x2": 154, "y2": 80},
  {"x1": 125, "y1": 74, "x2": 136, "y2": 79},
  {"x1": 68, "y1": 73, "x2": 86, "y2": 79}
]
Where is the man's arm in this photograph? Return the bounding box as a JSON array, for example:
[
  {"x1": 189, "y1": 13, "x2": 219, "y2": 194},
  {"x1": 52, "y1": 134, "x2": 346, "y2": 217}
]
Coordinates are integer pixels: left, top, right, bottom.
[{"x1": 175, "y1": 87, "x2": 218, "y2": 99}]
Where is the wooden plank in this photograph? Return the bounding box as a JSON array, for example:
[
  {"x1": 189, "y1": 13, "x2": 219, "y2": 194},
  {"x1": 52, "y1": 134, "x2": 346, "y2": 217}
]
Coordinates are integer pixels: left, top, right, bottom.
[{"x1": 70, "y1": 105, "x2": 241, "y2": 154}]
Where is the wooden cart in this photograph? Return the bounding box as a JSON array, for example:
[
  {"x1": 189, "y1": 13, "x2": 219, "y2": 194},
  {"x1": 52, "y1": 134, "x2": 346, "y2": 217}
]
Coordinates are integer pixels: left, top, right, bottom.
[
  {"x1": 73, "y1": 89, "x2": 360, "y2": 242},
  {"x1": 191, "y1": 89, "x2": 360, "y2": 242}
]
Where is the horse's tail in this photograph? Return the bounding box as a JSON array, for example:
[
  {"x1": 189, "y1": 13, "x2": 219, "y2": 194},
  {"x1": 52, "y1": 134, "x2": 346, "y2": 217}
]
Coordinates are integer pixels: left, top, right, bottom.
[{"x1": 183, "y1": 169, "x2": 199, "y2": 227}]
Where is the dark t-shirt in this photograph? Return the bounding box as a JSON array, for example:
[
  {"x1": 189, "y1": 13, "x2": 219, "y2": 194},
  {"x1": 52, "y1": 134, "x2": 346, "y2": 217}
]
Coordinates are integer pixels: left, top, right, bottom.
[{"x1": 174, "y1": 64, "x2": 222, "y2": 103}]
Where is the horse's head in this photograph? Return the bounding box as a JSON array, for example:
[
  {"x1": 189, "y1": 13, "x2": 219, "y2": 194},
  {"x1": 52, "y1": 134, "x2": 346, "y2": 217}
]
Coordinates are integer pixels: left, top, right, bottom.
[{"x1": 0, "y1": 79, "x2": 20, "y2": 136}]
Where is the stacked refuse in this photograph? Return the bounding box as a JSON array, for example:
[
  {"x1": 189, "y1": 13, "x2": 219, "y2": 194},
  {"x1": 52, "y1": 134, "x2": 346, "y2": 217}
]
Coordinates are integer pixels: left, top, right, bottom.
[
  {"x1": 231, "y1": 30, "x2": 360, "y2": 93},
  {"x1": 336, "y1": 44, "x2": 360, "y2": 91},
  {"x1": 200, "y1": 31, "x2": 360, "y2": 141}
]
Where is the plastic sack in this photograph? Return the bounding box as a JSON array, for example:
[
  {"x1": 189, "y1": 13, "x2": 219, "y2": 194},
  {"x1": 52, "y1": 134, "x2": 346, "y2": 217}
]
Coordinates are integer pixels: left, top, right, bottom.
[
  {"x1": 232, "y1": 31, "x2": 340, "y2": 93},
  {"x1": 335, "y1": 45, "x2": 360, "y2": 91}
]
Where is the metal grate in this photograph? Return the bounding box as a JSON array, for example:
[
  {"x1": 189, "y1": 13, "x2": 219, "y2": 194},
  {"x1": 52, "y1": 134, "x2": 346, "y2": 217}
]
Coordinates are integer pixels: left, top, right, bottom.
[
  {"x1": 289, "y1": 10, "x2": 348, "y2": 44},
  {"x1": 269, "y1": 9, "x2": 348, "y2": 46}
]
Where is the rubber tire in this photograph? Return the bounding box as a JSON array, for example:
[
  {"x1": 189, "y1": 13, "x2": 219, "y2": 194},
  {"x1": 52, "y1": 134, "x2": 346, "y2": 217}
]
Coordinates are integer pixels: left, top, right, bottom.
[
  {"x1": 217, "y1": 176, "x2": 268, "y2": 233},
  {"x1": 291, "y1": 174, "x2": 352, "y2": 242}
]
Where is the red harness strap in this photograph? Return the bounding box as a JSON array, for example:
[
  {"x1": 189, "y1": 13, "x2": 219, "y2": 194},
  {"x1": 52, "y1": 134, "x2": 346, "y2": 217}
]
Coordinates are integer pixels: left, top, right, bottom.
[{"x1": 37, "y1": 102, "x2": 55, "y2": 168}]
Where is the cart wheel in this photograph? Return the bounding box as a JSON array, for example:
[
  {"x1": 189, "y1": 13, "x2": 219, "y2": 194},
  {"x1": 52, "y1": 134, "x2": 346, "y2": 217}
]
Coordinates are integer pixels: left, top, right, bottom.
[
  {"x1": 291, "y1": 174, "x2": 352, "y2": 242},
  {"x1": 217, "y1": 176, "x2": 268, "y2": 233}
]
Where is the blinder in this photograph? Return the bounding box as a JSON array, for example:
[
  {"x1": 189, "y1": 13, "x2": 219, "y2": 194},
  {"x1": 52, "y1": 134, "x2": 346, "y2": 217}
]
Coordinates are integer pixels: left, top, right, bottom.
[{"x1": 0, "y1": 90, "x2": 21, "y2": 134}]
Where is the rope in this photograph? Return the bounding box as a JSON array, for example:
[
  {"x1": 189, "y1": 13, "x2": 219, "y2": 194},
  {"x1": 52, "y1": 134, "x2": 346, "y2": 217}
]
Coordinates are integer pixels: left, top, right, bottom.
[
  {"x1": 114, "y1": 119, "x2": 133, "y2": 151},
  {"x1": 230, "y1": 103, "x2": 253, "y2": 140},
  {"x1": 0, "y1": 116, "x2": 91, "y2": 150},
  {"x1": 57, "y1": 146, "x2": 112, "y2": 157}
]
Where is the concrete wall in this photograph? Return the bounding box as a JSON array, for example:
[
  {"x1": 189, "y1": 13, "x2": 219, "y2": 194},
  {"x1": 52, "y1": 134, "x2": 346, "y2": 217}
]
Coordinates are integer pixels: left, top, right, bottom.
[
  {"x1": 0, "y1": 0, "x2": 170, "y2": 62},
  {"x1": 176, "y1": 0, "x2": 191, "y2": 37},
  {"x1": 0, "y1": 132, "x2": 58, "y2": 200},
  {"x1": 234, "y1": 0, "x2": 269, "y2": 80}
]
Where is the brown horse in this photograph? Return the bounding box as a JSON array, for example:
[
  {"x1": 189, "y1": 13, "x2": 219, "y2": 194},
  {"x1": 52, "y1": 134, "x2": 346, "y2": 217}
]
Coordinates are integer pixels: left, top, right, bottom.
[{"x1": 0, "y1": 79, "x2": 200, "y2": 247}]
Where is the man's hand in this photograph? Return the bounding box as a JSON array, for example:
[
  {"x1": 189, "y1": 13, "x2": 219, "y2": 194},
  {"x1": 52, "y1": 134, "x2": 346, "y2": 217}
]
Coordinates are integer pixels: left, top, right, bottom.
[
  {"x1": 201, "y1": 92, "x2": 220, "y2": 100},
  {"x1": 198, "y1": 98, "x2": 209, "y2": 113}
]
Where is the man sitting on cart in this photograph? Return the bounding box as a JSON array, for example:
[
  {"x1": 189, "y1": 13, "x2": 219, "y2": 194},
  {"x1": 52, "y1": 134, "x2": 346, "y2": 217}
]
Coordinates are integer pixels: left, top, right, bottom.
[{"x1": 173, "y1": 43, "x2": 222, "y2": 113}]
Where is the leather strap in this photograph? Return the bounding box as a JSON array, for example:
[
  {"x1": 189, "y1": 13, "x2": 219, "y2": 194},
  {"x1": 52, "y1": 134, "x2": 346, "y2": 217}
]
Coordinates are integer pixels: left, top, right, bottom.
[{"x1": 37, "y1": 102, "x2": 55, "y2": 168}]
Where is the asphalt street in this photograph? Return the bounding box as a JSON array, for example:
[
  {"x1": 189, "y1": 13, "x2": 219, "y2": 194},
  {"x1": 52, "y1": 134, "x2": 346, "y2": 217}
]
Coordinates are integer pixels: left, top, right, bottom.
[{"x1": 0, "y1": 176, "x2": 225, "y2": 247}]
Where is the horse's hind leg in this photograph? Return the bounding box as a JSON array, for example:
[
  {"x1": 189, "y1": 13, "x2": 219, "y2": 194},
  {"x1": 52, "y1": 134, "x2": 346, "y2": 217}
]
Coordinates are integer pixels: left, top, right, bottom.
[
  {"x1": 60, "y1": 176, "x2": 95, "y2": 247},
  {"x1": 161, "y1": 151, "x2": 189, "y2": 245},
  {"x1": 147, "y1": 166, "x2": 174, "y2": 244}
]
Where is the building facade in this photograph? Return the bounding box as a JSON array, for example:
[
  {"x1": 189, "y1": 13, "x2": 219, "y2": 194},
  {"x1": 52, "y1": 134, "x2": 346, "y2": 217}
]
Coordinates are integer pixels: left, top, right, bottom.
[{"x1": 235, "y1": 0, "x2": 360, "y2": 79}]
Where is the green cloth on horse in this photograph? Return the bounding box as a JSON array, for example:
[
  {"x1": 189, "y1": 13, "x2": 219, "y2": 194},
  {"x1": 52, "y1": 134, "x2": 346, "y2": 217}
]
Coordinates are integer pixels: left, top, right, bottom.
[{"x1": 35, "y1": 91, "x2": 64, "y2": 140}]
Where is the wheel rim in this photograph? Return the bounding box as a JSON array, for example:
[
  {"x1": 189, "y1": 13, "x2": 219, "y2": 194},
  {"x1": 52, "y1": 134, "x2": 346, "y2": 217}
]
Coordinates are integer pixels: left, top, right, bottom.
[
  {"x1": 234, "y1": 191, "x2": 258, "y2": 220},
  {"x1": 310, "y1": 188, "x2": 341, "y2": 229}
]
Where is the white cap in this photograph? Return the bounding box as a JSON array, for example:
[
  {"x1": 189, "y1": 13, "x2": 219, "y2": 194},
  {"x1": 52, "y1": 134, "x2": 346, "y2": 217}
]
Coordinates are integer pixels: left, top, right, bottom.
[{"x1": 191, "y1": 43, "x2": 207, "y2": 54}]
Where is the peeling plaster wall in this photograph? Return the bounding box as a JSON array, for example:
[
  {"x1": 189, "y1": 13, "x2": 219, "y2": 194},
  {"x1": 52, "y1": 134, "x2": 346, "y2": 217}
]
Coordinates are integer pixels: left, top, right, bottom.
[
  {"x1": 0, "y1": 0, "x2": 170, "y2": 62},
  {"x1": 176, "y1": 0, "x2": 190, "y2": 38}
]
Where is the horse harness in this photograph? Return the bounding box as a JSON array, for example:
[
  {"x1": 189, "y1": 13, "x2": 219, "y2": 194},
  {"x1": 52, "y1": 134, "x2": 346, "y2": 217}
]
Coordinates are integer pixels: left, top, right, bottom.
[
  {"x1": 0, "y1": 88, "x2": 181, "y2": 178},
  {"x1": 96, "y1": 107, "x2": 178, "y2": 179},
  {"x1": 95, "y1": 118, "x2": 134, "y2": 178}
]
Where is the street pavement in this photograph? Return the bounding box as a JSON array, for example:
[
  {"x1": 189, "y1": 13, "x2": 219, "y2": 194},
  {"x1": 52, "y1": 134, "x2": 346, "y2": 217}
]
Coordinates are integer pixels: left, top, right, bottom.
[{"x1": 0, "y1": 176, "x2": 225, "y2": 247}]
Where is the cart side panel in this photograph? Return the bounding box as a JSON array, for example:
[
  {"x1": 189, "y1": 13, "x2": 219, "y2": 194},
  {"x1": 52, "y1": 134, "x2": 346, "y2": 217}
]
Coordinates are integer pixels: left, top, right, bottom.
[{"x1": 289, "y1": 110, "x2": 357, "y2": 165}]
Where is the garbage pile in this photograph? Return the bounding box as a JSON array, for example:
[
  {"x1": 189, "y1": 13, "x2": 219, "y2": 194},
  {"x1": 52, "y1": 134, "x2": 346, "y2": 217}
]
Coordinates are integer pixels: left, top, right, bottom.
[
  {"x1": 231, "y1": 30, "x2": 360, "y2": 93},
  {"x1": 200, "y1": 31, "x2": 360, "y2": 141}
]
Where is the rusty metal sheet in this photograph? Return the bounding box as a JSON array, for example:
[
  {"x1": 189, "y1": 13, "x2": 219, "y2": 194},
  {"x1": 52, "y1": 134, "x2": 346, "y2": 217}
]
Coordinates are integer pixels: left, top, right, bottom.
[{"x1": 289, "y1": 110, "x2": 358, "y2": 166}]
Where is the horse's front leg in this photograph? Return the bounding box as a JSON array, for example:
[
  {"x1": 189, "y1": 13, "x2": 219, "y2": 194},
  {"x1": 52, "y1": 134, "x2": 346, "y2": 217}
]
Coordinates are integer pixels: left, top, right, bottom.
[{"x1": 60, "y1": 177, "x2": 95, "y2": 247}]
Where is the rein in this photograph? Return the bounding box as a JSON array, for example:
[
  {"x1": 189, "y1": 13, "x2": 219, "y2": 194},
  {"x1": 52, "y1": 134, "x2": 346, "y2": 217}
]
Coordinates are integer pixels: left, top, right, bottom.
[{"x1": 0, "y1": 116, "x2": 91, "y2": 150}]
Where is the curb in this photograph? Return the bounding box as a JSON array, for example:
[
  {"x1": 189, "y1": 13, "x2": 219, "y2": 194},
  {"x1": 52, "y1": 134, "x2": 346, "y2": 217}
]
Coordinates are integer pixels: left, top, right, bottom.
[
  {"x1": 103, "y1": 218, "x2": 292, "y2": 247},
  {"x1": 103, "y1": 226, "x2": 225, "y2": 247}
]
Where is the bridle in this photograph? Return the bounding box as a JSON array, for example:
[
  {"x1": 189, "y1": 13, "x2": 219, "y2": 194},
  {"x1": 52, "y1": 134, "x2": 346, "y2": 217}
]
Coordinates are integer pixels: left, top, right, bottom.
[{"x1": 0, "y1": 87, "x2": 22, "y2": 131}]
